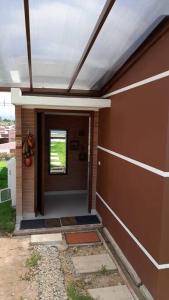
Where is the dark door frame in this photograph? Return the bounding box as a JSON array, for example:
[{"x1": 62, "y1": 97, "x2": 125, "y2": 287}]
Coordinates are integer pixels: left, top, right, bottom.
[
  {"x1": 35, "y1": 111, "x2": 45, "y2": 215},
  {"x1": 35, "y1": 109, "x2": 95, "y2": 216}
]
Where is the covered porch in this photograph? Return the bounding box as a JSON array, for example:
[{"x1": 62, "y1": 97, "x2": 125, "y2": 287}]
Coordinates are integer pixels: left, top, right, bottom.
[{"x1": 1, "y1": 1, "x2": 169, "y2": 299}]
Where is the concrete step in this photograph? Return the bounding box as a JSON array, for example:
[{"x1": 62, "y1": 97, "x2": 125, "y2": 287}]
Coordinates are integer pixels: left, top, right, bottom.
[
  {"x1": 72, "y1": 253, "x2": 117, "y2": 274},
  {"x1": 14, "y1": 223, "x2": 103, "y2": 236},
  {"x1": 88, "y1": 285, "x2": 135, "y2": 300}
]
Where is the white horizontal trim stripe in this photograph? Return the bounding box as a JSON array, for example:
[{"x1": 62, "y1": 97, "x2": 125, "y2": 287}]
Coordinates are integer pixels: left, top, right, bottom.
[
  {"x1": 98, "y1": 145, "x2": 169, "y2": 177},
  {"x1": 96, "y1": 191, "x2": 169, "y2": 270},
  {"x1": 103, "y1": 70, "x2": 169, "y2": 98}
]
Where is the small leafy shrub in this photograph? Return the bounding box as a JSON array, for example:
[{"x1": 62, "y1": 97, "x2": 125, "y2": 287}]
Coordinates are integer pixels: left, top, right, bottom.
[
  {"x1": 67, "y1": 282, "x2": 93, "y2": 300},
  {"x1": 26, "y1": 251, "x2": 41, "y2": 268},
  {"x1": 0, "y1": 201, "x2": 15, "y2": 233},
  {"x1": 100, "y1": 264, "x2": 109, "y2": 275},
  {"x1": 0, "y1": 152, "x2": 15, "y2": 160}
]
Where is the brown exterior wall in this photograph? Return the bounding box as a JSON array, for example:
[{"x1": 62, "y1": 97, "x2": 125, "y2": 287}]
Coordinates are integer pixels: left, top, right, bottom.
[
  {"x1": 107, "y1": 25, "x2": 169, "y2": 93},
  {"x1": 99, "y1": 77, "x2": 169, "y2": 171},
  {"x1": 97, "y1": 198, "x2": 169, "y2": 300},
  {"x1": 97, "y1": 29, "x2": 169, "y2": 300},
  {"x1": 44, "y1": 114, "x2": 89, "y2": 192}
]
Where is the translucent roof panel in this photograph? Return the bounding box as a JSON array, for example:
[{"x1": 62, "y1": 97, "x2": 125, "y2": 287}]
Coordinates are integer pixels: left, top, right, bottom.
[
  {"x1": 0, "y1": 1, "x2": 30, "y2": 88},
  {"x1": 29, "y1": 0, "x2": 105, "y2": 89},
  {"x1": 73, "y1": 0, "x2": 169, "y2": 91}
]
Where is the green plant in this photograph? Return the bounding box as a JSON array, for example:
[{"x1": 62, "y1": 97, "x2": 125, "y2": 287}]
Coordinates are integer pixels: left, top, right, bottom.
[
  {"x1": 50, "y1": 141, "x2": 66, "y2": 167},
  {"x1": 0, "y1": 153, "x2": 15, "y2": 161},
  {"x1": 98, "y1": 264, "x2": 110, "y2": 275},
  {"x1": 26, "y1": 251, "x2": 41, "y2": 268},
  {"x1": 0, "y1": 160, "x2": 8, "y2": 189},
  {"x1": 67, "y1": 282, "x2": 93, "y2": 300},
  {"x1": 0, "y1": 201, "x2": 15, "y2": 233},
  {"x1": 101, "y1": 264, "x2": 107, "y2": 274}
]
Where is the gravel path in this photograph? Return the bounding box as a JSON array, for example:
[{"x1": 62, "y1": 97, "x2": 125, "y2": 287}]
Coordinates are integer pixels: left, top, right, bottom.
[{"x1": 35, "y1": 245, "x2": 67, "y2": 300}]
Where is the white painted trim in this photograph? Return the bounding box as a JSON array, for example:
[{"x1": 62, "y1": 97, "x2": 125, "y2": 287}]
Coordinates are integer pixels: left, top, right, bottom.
[
  {"x1": 11, "y1": 88, "x2": 111, "y2": 110},
  {"x1": 96, "y1": 191, "x2": 169, "y2": 270},
  {"x1": 103, "y1": 70, "x2": 169, "y2": 98},
  {"x1": 98, "y1": 145, "x2": 169, "y2": 177}
]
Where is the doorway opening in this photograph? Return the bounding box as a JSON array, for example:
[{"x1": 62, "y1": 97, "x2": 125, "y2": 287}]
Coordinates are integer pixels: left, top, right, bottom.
[{"x1": 36, "y1": 111, "x2": 93, "y2": 218}]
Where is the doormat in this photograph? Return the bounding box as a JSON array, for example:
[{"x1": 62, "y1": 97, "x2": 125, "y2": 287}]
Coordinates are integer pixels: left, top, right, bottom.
[
  {"x1": 20, "y1": 215, "x2": 100, "y2": 230},
  {"x1": 20, "y1": 219, "x2": 45, "y2": 229},
  {"x1": 65, "y1": 231, "x2": 101, "y2": 245},
  {"x1": 61, "y1": 217, "x2": 77, "y2": 226},
  {"x1": 45, "y1": 218, "x2": 61, "y2": 228},
  {"x1": 61, "y1": 215, "x2": 100, "y2": 226},
  {"x1": 75, "y1": 215, "x2": 100, "y2": 225}
]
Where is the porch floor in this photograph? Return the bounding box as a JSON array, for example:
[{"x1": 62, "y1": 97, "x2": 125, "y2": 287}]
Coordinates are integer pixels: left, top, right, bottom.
[
  {"x1": 42, "y1": 191, "x2": 89, "y2": 218},
  {"x1": 20, "y1": 215, "x2": 100, "y2": 230}
]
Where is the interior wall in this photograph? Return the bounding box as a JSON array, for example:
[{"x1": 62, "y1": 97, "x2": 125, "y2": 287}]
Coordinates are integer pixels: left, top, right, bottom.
[
  {"x1": 97, "y1": 29, "x2": 169, "y2": 300},
  {"x1": 44, "y1": 114, "x2": 89, "y2": 192}
]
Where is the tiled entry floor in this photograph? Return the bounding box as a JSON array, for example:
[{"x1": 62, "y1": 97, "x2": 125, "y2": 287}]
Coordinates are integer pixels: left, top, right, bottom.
[{"x1": 44, "y1": 192, "x2": 88, "y2": 218}]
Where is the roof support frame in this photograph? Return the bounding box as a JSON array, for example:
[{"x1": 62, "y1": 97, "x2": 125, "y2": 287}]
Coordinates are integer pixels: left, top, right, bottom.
[
  {"x1": 11, "y1": 88, "x2": 111, "y2": 110},
  {"x1": 0, "y1": 87, "x2": 101, "y2": 97},
  {"x1": 67, "y1": 0, "x2": 116, "y2": 92},
  {"x1": 24, "y1": 0, "x2": 33, "y2": 91}
]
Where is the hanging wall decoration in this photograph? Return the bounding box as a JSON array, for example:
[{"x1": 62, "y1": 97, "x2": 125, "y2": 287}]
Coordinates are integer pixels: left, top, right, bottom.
[{"x1": 22, "y1": 130, "x2": 35, "y2": 167}]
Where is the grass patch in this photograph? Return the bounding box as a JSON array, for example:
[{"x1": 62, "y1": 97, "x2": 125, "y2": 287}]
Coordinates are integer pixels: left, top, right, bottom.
[
  {"x1": 67, "y1": 282, "x2": 93, "y2": 300},
  {"x1": 0, "y1": 160, "x2": 8, "y2": 189},
  {"x1": 50, "y1": 141, "x2": 66, "y2": 167},
  {"x1": 99, "y1": 264, "x2": 109, "y2": 275},
  {"x1": 0, "y1": 200, "x2": 15, "y2": 233},
  {"x1": 26, "y1": 251, "x2": 41, "y2": 268}
]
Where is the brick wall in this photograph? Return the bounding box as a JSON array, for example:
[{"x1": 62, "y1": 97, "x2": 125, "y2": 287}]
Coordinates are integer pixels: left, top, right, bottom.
[
  {"x1": 15, "y1": 107, "x2": 35, "y2": 219},
  {"x1": 22, "y1": 109, "x2": 35, "y2": 216},
  {"x1": 15, "y1": 108, "x2": 98, "y2": 219}
]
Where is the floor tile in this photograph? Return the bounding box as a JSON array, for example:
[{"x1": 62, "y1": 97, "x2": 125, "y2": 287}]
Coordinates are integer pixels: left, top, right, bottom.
[
  {"x1": 31, "y1": 233, "x2": 62, "y2": 245},
  {"x1": 65, "y1": 231, "x2": 100, "y2": 244}
]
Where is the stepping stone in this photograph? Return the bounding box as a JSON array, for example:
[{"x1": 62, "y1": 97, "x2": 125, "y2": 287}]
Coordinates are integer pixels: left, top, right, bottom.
[
  {"x1": 88, "y1": 285, "x2": 135, "y2": 300},
  {"x1": 31, "y1": 233, "x2": 62, "y2": 245},
  {"x1": 51, "y1": 161, "x2": 61, "y2": 166},
  {"x1": 72, "y1": 253, "x2": 116, "y2": 274},
  {"x1": 51, "y1": 153, "x2": 59, "y2": 156},
  {"x1": 65, "y1": 231, "x2": 100, "y2": 244},
  {"x1": 51, "y1": 157, "x2": 59, "y2": 161}
]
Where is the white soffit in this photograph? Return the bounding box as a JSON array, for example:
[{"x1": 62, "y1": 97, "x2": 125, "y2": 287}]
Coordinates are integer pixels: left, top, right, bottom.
[{"x1": 11, "y1": 88, "x2": 111, "y2": 110}]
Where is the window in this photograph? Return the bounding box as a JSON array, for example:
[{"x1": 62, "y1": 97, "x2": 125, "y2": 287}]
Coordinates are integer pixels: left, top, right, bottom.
[{"x1": 49, "y1": 129, "x2": 67, "y2": 174}]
